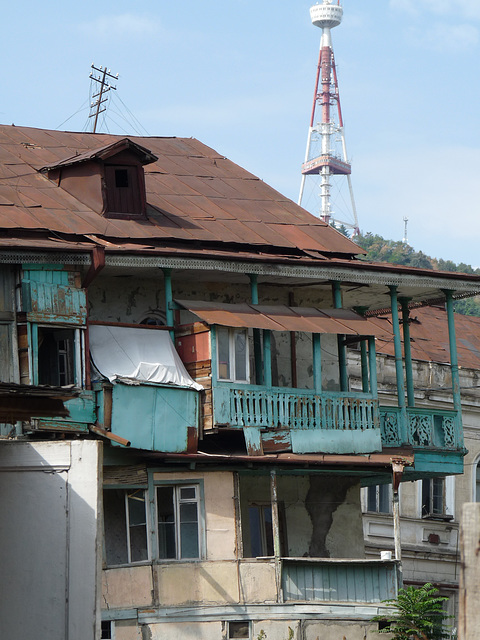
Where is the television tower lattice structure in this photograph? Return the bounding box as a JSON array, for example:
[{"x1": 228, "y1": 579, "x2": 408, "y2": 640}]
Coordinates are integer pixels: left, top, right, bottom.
[{"x1": 298, "y1": 1, "x2": 359, "y2": 235}]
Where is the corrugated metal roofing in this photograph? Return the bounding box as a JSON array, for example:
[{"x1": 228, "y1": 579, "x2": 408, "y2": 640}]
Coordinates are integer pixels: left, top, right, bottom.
[
  {"x1": 175, "y1": 300, "x2": 392, "y2": 337},
  {"x1": 0, "y1": 124, "x2": 361, "y2": 260}
]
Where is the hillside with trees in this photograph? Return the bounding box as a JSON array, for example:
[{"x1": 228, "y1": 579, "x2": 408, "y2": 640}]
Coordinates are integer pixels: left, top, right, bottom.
[{"x1": 353, "y1": 232, "x2": 480, "y2": 317}]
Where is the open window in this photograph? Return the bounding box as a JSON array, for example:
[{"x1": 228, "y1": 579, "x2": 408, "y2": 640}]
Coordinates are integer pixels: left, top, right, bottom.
[
  {"x1": 421, "y1": 477, "x2": 454, "y2": 520},
  {"x1": 37, "y1": 327, "x2": 76, "y2": 386},
  {"x1": 103, "y1": 488, "x2": 149, "y2": 566}
]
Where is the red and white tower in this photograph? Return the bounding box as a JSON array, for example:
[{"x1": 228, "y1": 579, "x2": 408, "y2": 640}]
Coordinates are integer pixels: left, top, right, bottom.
[{"x1": 298, "y1": 0, "x2": 359, "y2": 235}]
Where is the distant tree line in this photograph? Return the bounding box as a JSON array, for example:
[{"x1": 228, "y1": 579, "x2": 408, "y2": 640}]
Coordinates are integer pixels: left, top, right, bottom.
[{"x1": 352, "y1": 232, "x2": 480, "y2": 317}]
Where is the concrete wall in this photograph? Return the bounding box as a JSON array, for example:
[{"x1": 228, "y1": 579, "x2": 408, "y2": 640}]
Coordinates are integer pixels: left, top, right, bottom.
[{"x1": 0, "y1": 440, "x2": 102, "y2": 640}]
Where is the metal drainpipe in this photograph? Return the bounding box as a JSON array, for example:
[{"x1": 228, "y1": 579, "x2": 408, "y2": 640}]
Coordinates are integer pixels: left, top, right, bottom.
[
  {"x1": 249, "y1": 274, "x2": 263, "y2": 385},
  {"x1": 389, "y1": 286, "x2": 407, "y2": 444},
  {"x1": 332, "y1": 281, "x2": 348, "y2": 391},
  {"x1": 400, "y1": 298, "x2": 415, "y2": 408},
  {"x1": 443, "y1": 290, "x2": 462, "y2": 418}
]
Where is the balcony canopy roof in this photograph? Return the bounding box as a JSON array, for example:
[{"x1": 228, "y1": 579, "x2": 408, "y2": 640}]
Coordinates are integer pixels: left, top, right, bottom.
[{"x1": 175, "y1": 300, "x2": 391, "y2": 338}]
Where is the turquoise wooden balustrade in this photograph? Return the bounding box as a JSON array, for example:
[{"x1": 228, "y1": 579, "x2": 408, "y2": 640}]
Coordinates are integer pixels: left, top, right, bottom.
[
  {"x1": 380, "y1": 406, "x2": 462, "y2": 450},
  {"x1": 282, "y1": 558, "x2": 399, "y2": 603},
  {"x1": 213, "y1": 384, "x2": 379, "y2": 431}
]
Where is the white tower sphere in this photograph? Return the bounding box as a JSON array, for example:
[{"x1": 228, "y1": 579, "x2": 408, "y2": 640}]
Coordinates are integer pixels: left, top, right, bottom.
[{"x1": 310, "y1": 1, "x2": 343, "y2": 29}]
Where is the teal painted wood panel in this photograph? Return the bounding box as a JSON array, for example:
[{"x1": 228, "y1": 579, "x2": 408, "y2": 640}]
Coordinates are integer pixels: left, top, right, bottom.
[
  {"x1": 380, "y1": 406, "x2": 462, "y2": 451},
  {"x1": 291, "y1": 427, "x2": 382, "y2": 454},
  {"x1": 22, "y1": 269, "x2": 86, "y2": 324},
  {"x1": 110, "y1": 384, "x2": 198, "y2": 453},
  {"x1": 32, "y1": 391, "x2": 96, "y2": 432},
  {"x1": 282, "y1": 560, "x2": 398, "y2": 603}
]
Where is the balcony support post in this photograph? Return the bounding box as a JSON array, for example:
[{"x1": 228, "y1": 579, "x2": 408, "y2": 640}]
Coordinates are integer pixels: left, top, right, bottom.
[
  {"x1": 332, "y1": 281, "x2": 348, "y2": 391},
  {"x1": 400, "y1": 298, "x2": 415, "y2": 407},
  {"x1": 443, "y1": 289, "x2": 461, "y2": 417},
  {"x1": 270, "y1": 469, "x2": 283, "y2": 602},
  {"x1": 313, "y1": 334, "x2": 322, "y2": 393},
  {"x1": 389, "y1": 286, "x2": 408, "y2": 443},
  {"x1": 263, "y1": 330, "x2": 272, "y2": 389},
  {"x1": 368, "y1": 337, "x2": 377, "y2": 396},
  {"x1": 249, "y1": 274, "x2": 263, "y2": 385},
  {"x1": 163, "y1": 268, "x2": 174, "y2": 341},
  {"x1": 361, "y1": 340, "x2": 369, "y2": 393}
]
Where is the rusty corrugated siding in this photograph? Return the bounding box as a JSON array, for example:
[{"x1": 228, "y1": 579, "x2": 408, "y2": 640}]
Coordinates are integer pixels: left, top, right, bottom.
[{"x1": 176, "y1": 300, "x2": 392, "y2": 337}]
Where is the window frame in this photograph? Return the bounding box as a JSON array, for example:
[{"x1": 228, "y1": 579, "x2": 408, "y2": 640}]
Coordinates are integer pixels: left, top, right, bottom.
[
  {"x1": 103, "y1": 486, "x2": 151, "y2": 567},
  {"x1": 215, "y1": 326, "x2": 250, "y2": 383},
  {"x1": 152, "y1": 478, "x2": 206, "y2": 562},
  {"x1": 419, "y1": 476, "x2": 455, "y2": 520},
  {"x1": 365, "y1": 484, "x2": 392, "y2": 514},
  {"x1": 30, "y1": 323, "x2": 84, "y2": 387}
]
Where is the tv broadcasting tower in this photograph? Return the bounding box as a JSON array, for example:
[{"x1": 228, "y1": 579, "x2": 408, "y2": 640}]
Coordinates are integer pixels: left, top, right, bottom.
[{"x1": 298, "y1": 0, "x2": 359, "y2": 235}]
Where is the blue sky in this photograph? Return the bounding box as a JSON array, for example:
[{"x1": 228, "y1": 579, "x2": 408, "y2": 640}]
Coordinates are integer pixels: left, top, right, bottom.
[{"x1": 2, "y1": 0, "x2": 480, "y2": 266}]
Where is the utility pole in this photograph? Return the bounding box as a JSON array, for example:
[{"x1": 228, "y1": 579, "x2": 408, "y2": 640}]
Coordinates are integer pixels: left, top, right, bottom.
[{"x1": 89, "y1": 64, "x2": 118, "y2": 133}]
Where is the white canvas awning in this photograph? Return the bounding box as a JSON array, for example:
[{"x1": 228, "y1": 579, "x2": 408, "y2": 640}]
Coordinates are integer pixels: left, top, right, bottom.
[{"x1": 89, "y1": 325, "x2": 203, "y2": 391}]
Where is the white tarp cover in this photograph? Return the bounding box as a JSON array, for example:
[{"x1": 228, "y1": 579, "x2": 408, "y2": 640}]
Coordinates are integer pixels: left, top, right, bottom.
[{"x1": 89, "y1": 325, "x2": 203, "y2": 390}]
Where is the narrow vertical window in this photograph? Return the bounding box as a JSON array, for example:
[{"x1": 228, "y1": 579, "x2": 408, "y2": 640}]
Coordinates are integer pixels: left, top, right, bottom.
[
  {"x1": 248, "y1": 504, "x2": 274, "y2": 557},
  {"x1": 216, "y1": 327, "x2": 249, "y2": 382},
  {"x1": 366, "y1": 484, "x2": 391, "y2": 513},
  {"x1": 156, "y1": 484, "x2": 200, "y2": 560},
  {"x1": 103, "y1": 489, "x2": 149, "y2": 565},
  {"x1": 476, "y1": 461, "x2": 480, "y2": 502}
]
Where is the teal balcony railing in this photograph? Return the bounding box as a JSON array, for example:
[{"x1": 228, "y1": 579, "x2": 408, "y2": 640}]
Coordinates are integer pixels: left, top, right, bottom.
[
  {"x1": 380, "y1": 406, "x2": 462, "y2": 450},
  {"x1": 282, "y1": 558, "x2": 400, "y2": 603},
  {"x1": 213, "y1": 384, "x2": 379, "y2": 431}
]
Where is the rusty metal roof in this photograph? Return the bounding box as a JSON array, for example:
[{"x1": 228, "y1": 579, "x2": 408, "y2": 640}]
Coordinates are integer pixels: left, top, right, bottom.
[
  {"x1": 0, "y1": 124, "x2": 362, "y2": 261},
  {"x1": 176, "y1": 300, "x2": 392, "y2": 337},
  {"x1": 375, "y1": 306, "x2": 480, "y2": 369}
]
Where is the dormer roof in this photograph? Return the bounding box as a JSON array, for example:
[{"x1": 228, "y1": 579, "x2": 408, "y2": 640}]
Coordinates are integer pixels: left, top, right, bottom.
[{"x1": 40, "y1": 138, "x2": 158, "y2": 172}]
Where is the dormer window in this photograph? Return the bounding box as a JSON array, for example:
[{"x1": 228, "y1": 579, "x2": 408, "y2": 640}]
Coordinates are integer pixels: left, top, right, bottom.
[
  {"x1": 41, "y1": 137, "x2": 158, "y2": 221},
  {"x1": 105, "y1": 164, "x2": 142, "y2": 217}
]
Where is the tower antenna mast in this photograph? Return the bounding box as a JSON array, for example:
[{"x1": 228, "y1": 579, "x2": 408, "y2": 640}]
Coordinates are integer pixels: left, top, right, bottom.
[
  {"x1": 298, "y1": 1, "x2": 359, "y2": 235},
  {"x1": 89, "y1": 64, "x2": 118, "y2": 133}
]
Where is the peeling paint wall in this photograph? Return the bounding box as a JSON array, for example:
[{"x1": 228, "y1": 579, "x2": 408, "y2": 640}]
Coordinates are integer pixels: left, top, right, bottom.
[{"x1": 239, "y1": 474, "x2": 363, "y2": 559}]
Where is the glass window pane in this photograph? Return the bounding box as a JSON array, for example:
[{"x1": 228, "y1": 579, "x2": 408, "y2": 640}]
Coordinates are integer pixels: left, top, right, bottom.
[
  {"x1": 180, "y1": 486, "x2": 196, "y2": 500},
  {"x1": 379, "y1": 484, "x2": 391, "y2": 513},
  {"x1": 128, "y1": 490, "x2": 147, "y2": 526},
  {"x1": 263, "y1": 506, "x2": 274, "y2": 556},
  {"x1": 180, "y1": 522, "x2": 199, "y2": 558},
  {"x1": 367, "y1": 486, "x2": 377, "y2": 512},
  {"x1": 217, "y1": 327, "x2": 230, "y2": 379},
  {"x1": 104, "y1": 489, "x2": 128, "y2": 565},
  {"x1": 130, "y1": 524, "x2": 148, "y2": 562},
  {"x1": 180, "y1": 502, "x2": 198, "y2": 523},
  {"x1": 432, "y1": 478, "x2": 444, "y2": 514},
  {"x1": 157, "y1": 487, "x2": 176, "y2": 559},
  {"x1": 422, "y1": 479, "x2": 430, "y2": 516},
  {"x1": 248, "y1": 506, "x2": 262, "y2": 558},
  {"x1": 234, "y1": 330, "x2": 248, "y2": 381}
]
